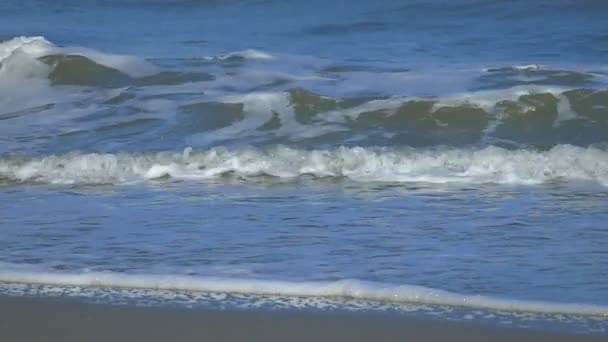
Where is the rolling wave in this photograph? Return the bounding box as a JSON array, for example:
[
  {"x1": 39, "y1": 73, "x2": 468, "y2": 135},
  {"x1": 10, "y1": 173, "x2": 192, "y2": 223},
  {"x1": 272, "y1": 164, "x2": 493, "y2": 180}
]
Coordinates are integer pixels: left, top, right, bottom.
[{"x1": 1, "y1": 36, "x2": 607, "y2": 152}]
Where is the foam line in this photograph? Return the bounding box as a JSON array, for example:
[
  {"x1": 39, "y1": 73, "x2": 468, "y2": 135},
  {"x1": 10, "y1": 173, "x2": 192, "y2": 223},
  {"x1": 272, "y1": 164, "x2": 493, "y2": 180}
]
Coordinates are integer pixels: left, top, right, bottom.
[
  {"x1": 0, "y1": 271, "x2": 606, "y2": 316},
  {"x1": 1, "y1": 145, "x2": 607, "y2": 186}
]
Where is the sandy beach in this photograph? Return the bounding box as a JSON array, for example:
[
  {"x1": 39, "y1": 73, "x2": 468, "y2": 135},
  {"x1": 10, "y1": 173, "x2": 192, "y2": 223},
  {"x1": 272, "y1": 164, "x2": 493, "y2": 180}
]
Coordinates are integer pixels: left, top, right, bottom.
[{"x1": 0, "y1": 296, "x2": 604, "y2": 342}]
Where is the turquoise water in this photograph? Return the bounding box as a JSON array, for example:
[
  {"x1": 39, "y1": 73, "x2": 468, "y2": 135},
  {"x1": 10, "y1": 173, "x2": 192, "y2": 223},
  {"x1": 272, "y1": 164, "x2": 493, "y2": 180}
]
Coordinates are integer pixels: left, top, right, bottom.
[{"x1": 1, "y1": 0, "x2": 608, "y2": 334}]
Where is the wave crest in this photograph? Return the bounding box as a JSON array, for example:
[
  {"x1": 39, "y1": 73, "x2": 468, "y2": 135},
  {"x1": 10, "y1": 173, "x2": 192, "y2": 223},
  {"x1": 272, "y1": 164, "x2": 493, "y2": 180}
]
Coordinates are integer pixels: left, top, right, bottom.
[{"x1": 0, "y1": 36, "x2": 156, "y2": 81}]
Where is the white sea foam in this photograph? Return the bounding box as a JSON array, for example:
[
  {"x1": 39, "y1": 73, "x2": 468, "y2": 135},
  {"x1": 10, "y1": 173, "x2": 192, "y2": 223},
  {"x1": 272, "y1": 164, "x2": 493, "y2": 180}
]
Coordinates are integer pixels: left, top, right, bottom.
[
  {"x1": 1, "y1": 145, "x2": 607, "y2": 186},
  {"x1": 0, "y1": 39, "x2": 59, "y2": 116},
  {"x1": 554, "y1": 94, "x2": 580, "y2": 127},
  {"x1": 512, "y1": 64, "x2": 542, "y2": 71},
  {"x1": 198, "y1": 48, "x2": 276, "y2": 67},
  {"x1": 483, "y1": 64, "x2": 543, "y2": 72},
  {"x1": 209, "y1": 49, "x2": 274, "y2": 61},
  {"x1": 0, "y1": 37, "x2": 55, "y2": 84},
  {"x1": 0, "y1": 36, "x2": 54, "y2": 63},
  {"x1": 0, "y1": 270, "x2": 606, "y2": 316}
]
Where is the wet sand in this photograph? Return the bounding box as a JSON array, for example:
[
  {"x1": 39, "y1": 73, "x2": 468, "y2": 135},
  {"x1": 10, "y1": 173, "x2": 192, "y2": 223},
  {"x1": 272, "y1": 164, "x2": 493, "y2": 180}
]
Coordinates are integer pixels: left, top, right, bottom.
[{"x1": 0, "y1": 296, "x2": 604, "y2": 342}]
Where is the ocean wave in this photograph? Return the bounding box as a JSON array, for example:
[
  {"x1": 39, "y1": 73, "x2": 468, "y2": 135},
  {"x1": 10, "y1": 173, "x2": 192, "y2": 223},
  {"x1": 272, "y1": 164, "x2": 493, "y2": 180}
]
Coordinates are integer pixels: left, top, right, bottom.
[
  {"x1": 179, "y1": 87, "x2": 608, "y2": 147},
  {"x1": 1, "y1": 36, "x2": 608, "y2": 152},
  {"x1": 1, "y1": 145, "x2": 607, "y2": 186},
  {"x1": 0, "y1": 36, "x2": 156, "y2": 79},
  {"x1": 0, "y1": 270, "x2": 606, "y2": 316},
  {"x1": 1, "y1": 84, "x2": 608, "y2": 152}
]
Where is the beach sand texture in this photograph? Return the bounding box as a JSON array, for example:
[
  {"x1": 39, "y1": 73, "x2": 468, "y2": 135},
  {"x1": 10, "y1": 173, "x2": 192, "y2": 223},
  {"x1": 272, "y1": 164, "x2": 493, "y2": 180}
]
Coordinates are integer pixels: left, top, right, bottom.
[{"x1": 0, "y1": 297, "x2": 605, "y2": 342}]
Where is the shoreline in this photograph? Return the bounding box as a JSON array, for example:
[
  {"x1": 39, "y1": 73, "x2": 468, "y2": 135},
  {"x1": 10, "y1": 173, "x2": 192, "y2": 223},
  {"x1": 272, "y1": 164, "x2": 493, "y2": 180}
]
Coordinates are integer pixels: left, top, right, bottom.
[{"x1": 0, "y1": 296, "x2": 605, "y2": 342}]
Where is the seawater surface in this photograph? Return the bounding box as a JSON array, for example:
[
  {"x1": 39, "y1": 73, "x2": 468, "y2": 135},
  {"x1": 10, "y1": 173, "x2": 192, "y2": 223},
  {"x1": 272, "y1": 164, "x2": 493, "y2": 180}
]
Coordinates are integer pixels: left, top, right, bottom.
[{"x1": 1, "y1": 0, "x2": 608, "y2": 335}]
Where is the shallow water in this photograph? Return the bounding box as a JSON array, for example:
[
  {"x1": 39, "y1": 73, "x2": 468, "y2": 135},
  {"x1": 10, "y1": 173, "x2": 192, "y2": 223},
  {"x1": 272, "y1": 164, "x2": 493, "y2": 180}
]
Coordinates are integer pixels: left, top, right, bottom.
[{"x1": 1, "y1": 0, "x2": 607, "y2": 334}]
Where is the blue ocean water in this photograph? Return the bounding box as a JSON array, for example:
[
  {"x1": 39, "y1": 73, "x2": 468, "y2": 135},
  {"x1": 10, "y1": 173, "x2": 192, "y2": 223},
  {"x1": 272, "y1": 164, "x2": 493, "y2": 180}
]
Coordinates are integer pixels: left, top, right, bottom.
[{"x1": 1, "y1": 0, "x2": 608, "y2": 334}]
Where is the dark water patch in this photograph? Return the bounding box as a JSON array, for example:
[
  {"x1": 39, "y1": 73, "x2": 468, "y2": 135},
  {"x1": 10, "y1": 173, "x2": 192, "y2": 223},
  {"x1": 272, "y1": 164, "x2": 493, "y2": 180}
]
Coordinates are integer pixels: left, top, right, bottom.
[
  {"x1": 289, "y1": 88, "x2": 371, "y2": 124},
  {"x1": 134, "y1": 71, "x2": 214, "y2": 86},
  {"x1": 177, "y1": 102, "x2": 244, "y2": 132},
  {"x1": 553, "y1": 120, "x2": 608, "y2": 148},
  {"x1": 349, "y1": 100, "x2": 487, "y2": 146},
  {"x1": 39, "y1": 55, "x2": 214, "y2": 88},
  {"x1": 40, "y1": 54, "x2": 131, "y2": 88},
  {"x1": 290, "y1": 88, "x2": 341, "y2": 124},
  {"x1": 564, "y1": 89, "x2": 608, "y2": 123},
  {"x1": 489, "y1": 91, "x2": 608, "y2": 147},
  {"x1": 499, "y1": 93, "x2": 559, "y2": 124},
  {"x1": 476, "y1": 67, "x2": 595, "y2": 90}
]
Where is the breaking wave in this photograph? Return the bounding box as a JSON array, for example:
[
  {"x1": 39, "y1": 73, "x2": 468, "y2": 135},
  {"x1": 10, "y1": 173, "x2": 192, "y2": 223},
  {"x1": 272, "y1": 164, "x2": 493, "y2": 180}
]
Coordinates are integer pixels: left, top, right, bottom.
[
  {"x1": 0, "y1": 36, "x2": 157, "y2": 79},
  {"x1": 1, "y1": 145, "x2": 607, "y2": 186},
  {"x1": 1, "y1": 36, "x2": 607, "y2": 151}
]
